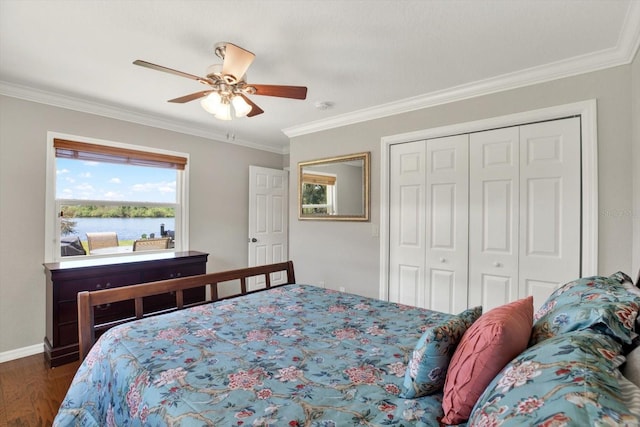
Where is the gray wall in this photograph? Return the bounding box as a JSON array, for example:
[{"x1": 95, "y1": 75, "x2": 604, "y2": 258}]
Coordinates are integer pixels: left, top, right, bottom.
[
  {"x1": 290, "y1": 64, "x2": 637, "y2": 299},
  {"x1": 0, "y1": 95, "x2": 284, "y2": 355}
]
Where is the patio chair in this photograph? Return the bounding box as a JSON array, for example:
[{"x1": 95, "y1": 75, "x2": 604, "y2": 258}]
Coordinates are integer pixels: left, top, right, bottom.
[
  {"x1": 86, "y1": 232, "x2": 119, "y2": 254},
  {"x1": 133, "y1": 237, "x2": 171, "y2": 252}
]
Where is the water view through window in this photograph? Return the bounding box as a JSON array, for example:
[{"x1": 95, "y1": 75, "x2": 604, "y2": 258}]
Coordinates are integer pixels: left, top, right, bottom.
[{"x1": 57, "y1": 157, "x2": 179, "y2": 257}]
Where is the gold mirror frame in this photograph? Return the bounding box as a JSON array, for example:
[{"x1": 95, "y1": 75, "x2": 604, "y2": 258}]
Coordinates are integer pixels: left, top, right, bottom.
[{"x1": 298, "y1": 152, "x2": 370, "y2": 221}]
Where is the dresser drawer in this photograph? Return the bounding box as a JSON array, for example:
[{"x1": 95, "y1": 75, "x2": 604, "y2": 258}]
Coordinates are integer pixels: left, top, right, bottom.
[
  {"x1": 57, "y1": 272, "x2": 141, "y2": 301},
  {"x1": 93, "y1": 300, "x2": 135, "y2": 323},
  {"x1": 140, "y1": 263, "x2": 205, "y2": 282}
]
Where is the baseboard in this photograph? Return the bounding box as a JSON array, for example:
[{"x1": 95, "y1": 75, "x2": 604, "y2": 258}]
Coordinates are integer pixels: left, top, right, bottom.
[{"x1": 0, "y1": 343, "x2": 44, "y2": 363}]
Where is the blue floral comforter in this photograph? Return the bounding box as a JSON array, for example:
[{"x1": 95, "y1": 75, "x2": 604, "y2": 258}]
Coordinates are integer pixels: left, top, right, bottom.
[{"x1": 54, "y1": 285, "x2": 453, "y2": 426}]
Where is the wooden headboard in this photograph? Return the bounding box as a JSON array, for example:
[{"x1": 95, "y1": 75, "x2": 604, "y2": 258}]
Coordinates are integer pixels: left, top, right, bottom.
[{"x1": 77, "y1": 261, "x2": 295, "y2": 360}]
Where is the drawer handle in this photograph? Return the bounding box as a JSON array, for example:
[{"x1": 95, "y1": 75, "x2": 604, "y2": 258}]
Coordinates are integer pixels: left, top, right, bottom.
[{"x1": 95, "y1": 282, "x2": 112, "y2": 290}]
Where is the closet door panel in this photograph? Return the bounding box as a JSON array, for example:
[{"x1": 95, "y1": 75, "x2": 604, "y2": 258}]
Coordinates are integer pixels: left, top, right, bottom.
[
  {"x1": 429, "y1": 269, "x2": 455, "y2": 314},
  {"x1": 469, "y1": 127, "x2": 520, "y2": 311},
  {"x1": 519, "y1": 117, "x2": 581, "y2": 309},
  {"x1": 426, "y1": 134, "x2": 469, "y2": 313},
  {"x1": 389, "y1": 141, "x2": 427, "y2": 307},
  {"x1": 479, "y1": 274, "x2": 513, "y2": 308}
]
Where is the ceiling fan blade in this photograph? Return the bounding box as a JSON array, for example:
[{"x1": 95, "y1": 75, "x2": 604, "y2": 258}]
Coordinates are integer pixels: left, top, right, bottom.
[
  {"x1": 250, "y1": 84, "x2": 307, "y2": 100},
  {"x1": 239, "y1": 94, "x2": 264, "y2": 117},
  {"x1": 221, "y1": 43, "x2": 255, "y2": 83},
  {"x1": 168, "y1": 90, "x2": 213, "y2": 103},
  {"x1": 133, "y1": 60, "x2": 207, "y2": 82}
]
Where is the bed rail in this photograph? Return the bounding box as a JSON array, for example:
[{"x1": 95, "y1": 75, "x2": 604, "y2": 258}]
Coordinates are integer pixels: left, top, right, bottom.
[{"x1": 77, "y1": 261, "x2": 295, "y2": 360}]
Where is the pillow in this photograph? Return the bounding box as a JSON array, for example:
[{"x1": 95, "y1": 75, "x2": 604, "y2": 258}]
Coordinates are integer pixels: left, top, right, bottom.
[
  {"x1": 610, "y1": 271, "x2": 635, "y2": 286},
  {"x1": 441, "y1": 296, "x2": 533, "y2": 425},
  {"x1": 468, "y1": 330, "x2": 639, "y2": 426},
  {"x1": 530, "y1": 275, "x2": 640, "y2": 346},
  {"x1": 400, "y1": 306, "x2": 482, "y2": 398}
]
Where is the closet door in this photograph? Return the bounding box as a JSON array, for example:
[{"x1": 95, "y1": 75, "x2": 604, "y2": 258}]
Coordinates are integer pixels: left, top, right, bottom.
[
  {"x1": 468, "y1": 118, "x2": 581, "y2": 310},
  {"x1": 389, "y1": 141, "x2": 427, "y2": 307},
  {"x1": 389, "y1": 117, "x2": 581, "y2": 312},
  {"x1": 425, "y1": 134, "x2": 469, "y2": 313},
  {"x1": 468, "y1": 127, "x2": 521, "y2": 311},
  {"x1": 519, "y1": 118, "x2": 581, "y2": 308}
]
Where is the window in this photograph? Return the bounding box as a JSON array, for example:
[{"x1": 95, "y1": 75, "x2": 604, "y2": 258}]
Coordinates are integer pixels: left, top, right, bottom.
[
  {"x1": 45, "y1": 134, "x2": 189, "y2": 262},
  {"x1": 300, "y1": 172, "x2": 337, "y2": 215}
]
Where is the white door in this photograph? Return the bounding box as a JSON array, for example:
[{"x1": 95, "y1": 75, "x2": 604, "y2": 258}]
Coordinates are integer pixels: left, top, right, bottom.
[
  {"x1": 389, "y1": 117, "x2": 581, "y2": 312},
  {"x1": 518, "y1": 118, "x2": 581, "y2": 309},
  {"x1": 468, "y1": 118, "x2": 581, "y2": 310},
  {"x1": 425, "y1": 134, "x2": 469, "y2": 314},
  {"x1": 389, "y1": 141, "x2": 427, "y2": 307},
  {"x1": 248, "y1": 166, "x2": 288, "y2": 290},
  {"x1": 388, "y1": 136, "x2": 469, "y2": 313},
  {"x1": 468, "y1": 127, "x2": 521, "y2": 311}
]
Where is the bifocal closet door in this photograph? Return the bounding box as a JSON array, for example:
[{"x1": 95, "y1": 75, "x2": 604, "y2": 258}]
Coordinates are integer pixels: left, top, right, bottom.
[
  {"x1": 468, "y1": 118, "x2": 581, "y2": 310},
  {"x1": 425, "y1": 134, "x2": 469, "y2": 313},
  {"x1": 389, "y1": 141, "x2": 427, "y2": 307},
  {"x1": 389, "y1": 136, "x2": 469, "y2": 312},
  {"x1": 518, "y1": 118, "x2": 581, "y2": 308},
  {"x1": 468, "y1": 127, "x2": 521, "y2": 311}
]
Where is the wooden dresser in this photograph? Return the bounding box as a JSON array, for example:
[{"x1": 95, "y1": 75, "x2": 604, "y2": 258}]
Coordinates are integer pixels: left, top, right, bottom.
[{"x1": 43, "y1": 250, "x2": 208, "y2": 367}]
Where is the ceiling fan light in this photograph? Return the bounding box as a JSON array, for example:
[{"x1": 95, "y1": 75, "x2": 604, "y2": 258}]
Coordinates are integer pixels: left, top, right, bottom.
[
  {"x1": 232, "y1": 95, "x2": 252, "y2": 117},
  {"x1": 214, "y1": 102, "x2": 232, "y2": 121},
  {"x1": 201, "y1": 92, "x2": 222, "y2": 114}
]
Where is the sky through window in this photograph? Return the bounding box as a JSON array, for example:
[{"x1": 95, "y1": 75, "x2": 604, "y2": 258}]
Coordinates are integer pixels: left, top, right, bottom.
[{"x1": 56, "y1": 158, "x2": 177, "y2": 203}]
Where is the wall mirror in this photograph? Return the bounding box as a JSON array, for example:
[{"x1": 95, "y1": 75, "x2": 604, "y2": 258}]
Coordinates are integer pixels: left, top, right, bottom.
[{"x1": 298, "y1": 152, "x2": 370, "y2": 221}]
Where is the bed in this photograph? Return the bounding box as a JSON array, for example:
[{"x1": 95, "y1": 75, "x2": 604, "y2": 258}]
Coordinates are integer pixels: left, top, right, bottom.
[{"x1": 54, "y1": 262, "x2": 640, "y2": 426}]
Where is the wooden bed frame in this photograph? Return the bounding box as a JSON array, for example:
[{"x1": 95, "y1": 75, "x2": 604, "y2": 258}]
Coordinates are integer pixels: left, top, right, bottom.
[{"x1": 77, "y1": 261, "x2": 296, "y2": 360}]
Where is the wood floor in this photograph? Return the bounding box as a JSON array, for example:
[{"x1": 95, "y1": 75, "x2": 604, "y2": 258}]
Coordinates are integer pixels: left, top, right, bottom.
[{"x1": 0, "y1": 353, "x2": 79, "y2": 427}]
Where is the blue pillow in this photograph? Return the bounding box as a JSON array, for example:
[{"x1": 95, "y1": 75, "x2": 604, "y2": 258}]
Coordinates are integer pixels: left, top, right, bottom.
[
  {"x1": 531, "y1": 275, "x2": 640, "y2": 346},
  {"x1": 400, "y1": 306, "x2": 482, "y2": 398},
  {"x1": 469, "y1": 330, "x2": 638, "y2": 426}
]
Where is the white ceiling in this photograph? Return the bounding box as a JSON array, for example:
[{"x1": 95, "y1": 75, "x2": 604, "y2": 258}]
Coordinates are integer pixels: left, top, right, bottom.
[{"x1": 1, "y1": 1, "x2": 639, "y2": 153}]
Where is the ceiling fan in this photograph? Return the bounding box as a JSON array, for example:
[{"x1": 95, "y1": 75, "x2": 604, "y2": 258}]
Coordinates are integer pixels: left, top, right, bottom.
[{"x1": 133, "y1": 42, "x2": 308, "y2": 120}]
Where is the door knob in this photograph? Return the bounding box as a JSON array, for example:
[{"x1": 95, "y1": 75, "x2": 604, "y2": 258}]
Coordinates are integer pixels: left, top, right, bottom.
[
  {"x1": 493, "y1": 261, "x2": 502, "y2": 267},
  {"x1": 250, "y1": 238, "x2": 258, "y2": 243}
]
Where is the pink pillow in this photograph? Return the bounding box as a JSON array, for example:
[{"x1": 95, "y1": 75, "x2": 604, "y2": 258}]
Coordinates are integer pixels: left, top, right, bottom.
[{"x1": 441, "y1": 296, "x2": 534, "y2": 424}]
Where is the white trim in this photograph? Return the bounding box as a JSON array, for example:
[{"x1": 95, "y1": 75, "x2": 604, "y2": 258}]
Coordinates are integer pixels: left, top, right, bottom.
[
  {"x1": 0, "y1": 343, "x2": 43, "y2": 363},
  {"x1": 0, "y1": 81, "x2": 287, "y2": 155},
  {"x1": 44, "y1": 131, "x2": 191, "y2": 263},
  {"x1": 285, "y1": 3, "x2": 639, "y2": 139},
  {"x1": 379, "y1": 100, "x2": 598, "y2": 300}
]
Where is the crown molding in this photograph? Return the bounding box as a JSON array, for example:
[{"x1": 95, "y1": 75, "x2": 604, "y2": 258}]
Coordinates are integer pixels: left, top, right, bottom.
[
  {"x1": 0, "y1": 81, "x2": 287, "y2": 155},
  {"x1": 284, "y1": 3, "x2": 640, "y2": 139}
]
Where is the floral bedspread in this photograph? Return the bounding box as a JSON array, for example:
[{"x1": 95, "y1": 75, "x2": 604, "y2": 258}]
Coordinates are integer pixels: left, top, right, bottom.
[{"x1": 54, "y1": 285, "x2": 453, "y2": 426}]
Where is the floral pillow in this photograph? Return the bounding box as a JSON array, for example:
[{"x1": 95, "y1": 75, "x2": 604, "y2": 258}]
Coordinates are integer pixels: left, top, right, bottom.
[
  {"x1": 400, "y1": 306, "x2": 482, "y2": 398},
  {"x1": 468, "y1": 329, "x2": 639, "y2": 426},
  {"x1": 530, "y1": 275, "x2": 640, "y2": 346}
]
